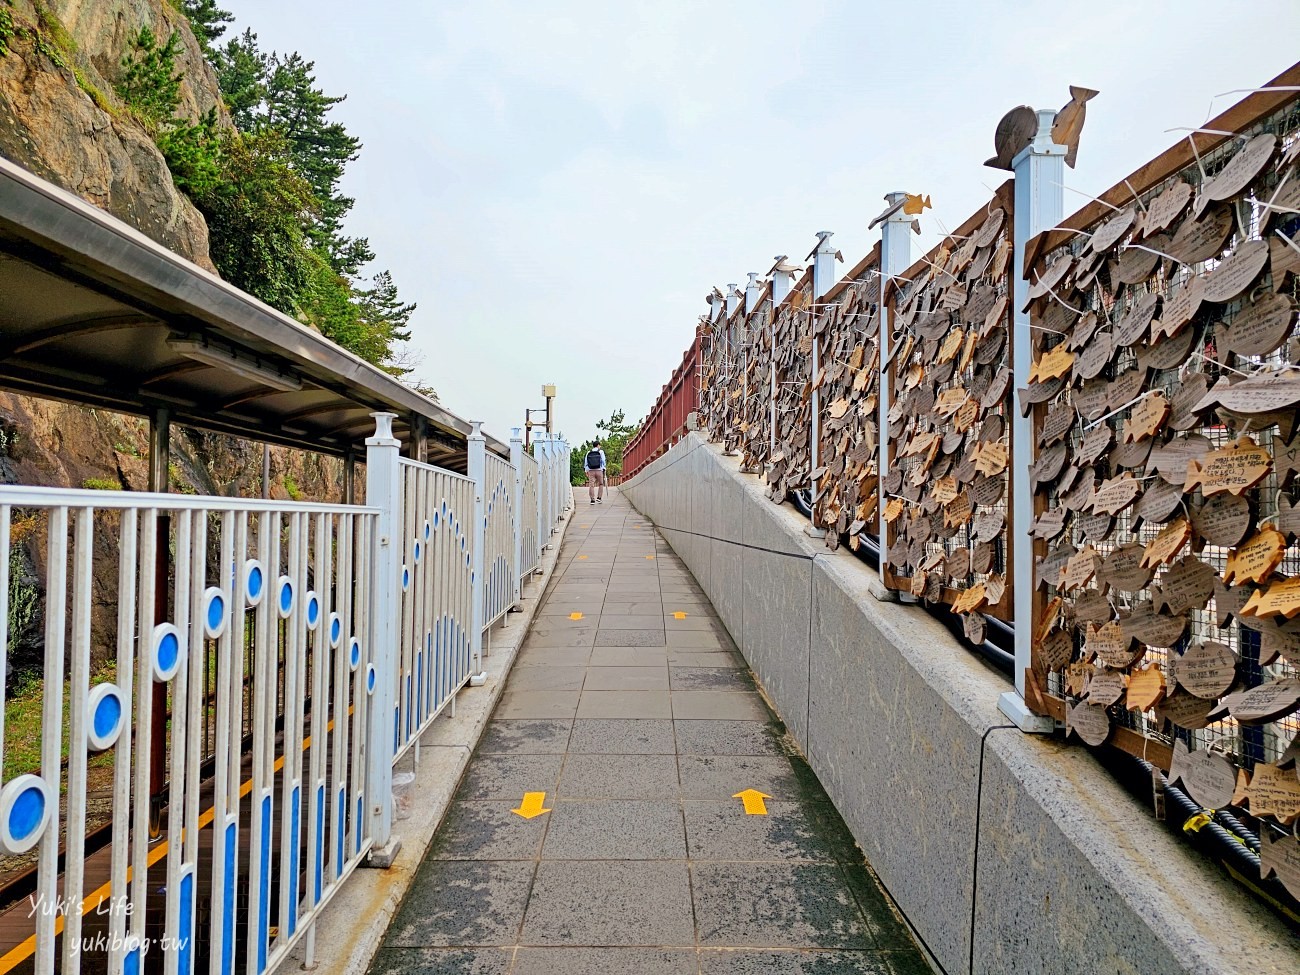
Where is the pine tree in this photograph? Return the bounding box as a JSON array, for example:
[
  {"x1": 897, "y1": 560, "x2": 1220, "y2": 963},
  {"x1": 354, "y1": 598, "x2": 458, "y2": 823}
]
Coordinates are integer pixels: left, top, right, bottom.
[{"x1": 176, "y1": 0, "x2": 233, "y2": 54}]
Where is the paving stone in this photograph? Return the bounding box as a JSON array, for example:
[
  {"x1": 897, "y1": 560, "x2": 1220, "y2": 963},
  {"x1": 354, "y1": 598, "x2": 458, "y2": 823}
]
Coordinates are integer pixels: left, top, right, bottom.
[
  {"x1": 670, "y1": 667, "x2": 755, "y2": 691},
  {"x1": 370, "y1": 947, "x2": 514, "y2": 975},
  {"x1": 576, "y1": 689, "x2": 672, "y2": 719},
  {"x1": 679, "y1": 754, "x2": 800, "y2": 800},
  {"x1": 557, "y1": 753, "x2": 680, "y2": 798},
  {"x1": 683, "y1": 801, "x2": 838, "y2": 863},
  {"x1": 597, "y1": 613, "x2": 668, "y2": 629},
  {"x1": 520, "y1": 861, "x2": 695, "y2": 946},
  {"x1": 522, "y1": 628, "x2": 598, "y2": 648},
  {"x1": 495, "y1": 689, "x2": 581, "y2": 720},
  {"x1": 508, "y1": 666, "x2": 587, "y2": 691},
  {"x1": 590, "y1": 646, "x2": 670, "y2": 667},
  {"x1": 600, "y1": 601, "x2": 666, "y2": 615},
  {"x1": 538, "y1": 600, "x2": 604, "y2": 617},
  {"x1": 667, "y1": 650, "x2": 743, "y2": 668},
  {"x1": 514, "y1": 646, "x2": 593, "y2": 667},
  {"x1": 840, "y1": 861, "x2": 921, "y2": 951},
  {"x1": 674, "y1": 719, "x2": 786, "y2": 756},
  {"x1": 385, "y1": 860, "x2": 535, "y2": 947},
  {"x1": 697, "y1": 949, "x2": 892, "y2": 974},
  {"x1": 430, "y1": 801, "x2": 549, "y2": 860},
  {"x1": 693, "y1": 863, "x2": 874, "y2": 948},
  {"x1": 512, "y1": 948, "x2": 697, "y2": 975},
  {"x1": 569, "y1": 718, "x2": 676, "y2": 754},
  {"x1": 583, "y1": 666, "x2": 669, "y2": 691},
  {"x1": 672, "y1": 690, "x2": 767, "y2": 720},
  {"x1": 542, "y1": 800, "x2": 686, "y2": 859},
  {"x1": 665, "y1": 630, "x2": 727, "y2": 649},
  {"x1": 458, "y1": 753, "x2": 565, "y2": 800},
  {"x1": 595, "y1": 628, "x2": 667, "y2": 647},
  {"x1": 664, "y1": 614, "x2": 722, "y2": 631},
  {"x1": 476, "y1": 719, "x2": 572, "y2": 755}
]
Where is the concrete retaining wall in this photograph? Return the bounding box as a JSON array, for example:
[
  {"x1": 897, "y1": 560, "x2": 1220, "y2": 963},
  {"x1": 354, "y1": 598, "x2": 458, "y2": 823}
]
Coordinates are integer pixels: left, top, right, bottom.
[{"x1": 621, "y1": 433, "x2": 1299, "y2": 975}]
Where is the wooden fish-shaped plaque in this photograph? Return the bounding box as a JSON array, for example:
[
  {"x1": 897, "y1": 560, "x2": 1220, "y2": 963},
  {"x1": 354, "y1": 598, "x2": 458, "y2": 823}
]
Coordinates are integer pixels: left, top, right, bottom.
[
  {"x1": 1153, "y1": 556, "x2": 1216, "y2": 615},
  {"x1": 1191, "y1": 491, "x2": 1252, "y2": 547},
  {"x1": 1259, "y1": 828, "x2": 1300, "y2": 899},
  {"x1": 1219, "y1": 293, "x2": 1295, "y2": 359},
  {"x1": 1141, "y1": 517, "x2": 1191, "y2": 568},
  {"x1": 1245, "y1": 764, "x2": 1300, "y2": 825},
  {"x1": 1157, "y1": 689, "x2": 1213, "y2": 730},
  {"x1": 1202, "y1": 238, "x2": 1270, "y2": 304},
  {"x1": 1169, "y1": 739, "x2": 1237, "y2": 810},
  {"x1": 1223, "y1": 527, "x2": 1288, "y2": 586},
  {"x1": 1183, "y1": 437, "x2": 1272, "y2": 497},
  {"x1": 1126, "y1": 664, "x2": 1166, "y2": 712},
  {"x1": 1067, "y1": 701, "x2": 1111, "y2": 746},
  {"x1": 1173, "y1": 640, "x2": 1237, "y2": 699},
  {"x1": 1218, "y1": 679, "x2": 1300, "y2": 724}
]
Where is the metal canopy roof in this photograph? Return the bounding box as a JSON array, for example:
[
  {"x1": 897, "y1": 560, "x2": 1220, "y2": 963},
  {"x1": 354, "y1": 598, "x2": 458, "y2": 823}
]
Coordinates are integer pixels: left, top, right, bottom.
[{"x1": 0, "y1": 156, "x2": 510, "y2": 469}]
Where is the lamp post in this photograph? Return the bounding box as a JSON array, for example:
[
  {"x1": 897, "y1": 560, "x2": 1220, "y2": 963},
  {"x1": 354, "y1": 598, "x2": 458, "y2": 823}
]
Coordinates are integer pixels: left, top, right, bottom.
[{"x1": 523, "y1": 384, "x2": 557, "y2": 449}]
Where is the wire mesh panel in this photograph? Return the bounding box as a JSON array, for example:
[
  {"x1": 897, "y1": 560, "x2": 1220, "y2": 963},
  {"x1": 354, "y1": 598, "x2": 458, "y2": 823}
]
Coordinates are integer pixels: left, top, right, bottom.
[
  {"x1": 1023, "y1": 91, "x2": 1300, "y2": 906},
  {"x1": 519, "y1": 452, "x2": 541, "y2": 575},
  {"x1": 884, "y1": 188, "x2": 1017, "y2": 634},
  {"x1": 394, "y1": 460, "x2": 475, "y2": 764},
  {"x1": 482, "y1": 454, "x2": 518, "y2": 630},
  {"x1": 766, "y1": 274, "x2": 815, "y2": 502},
  {"x1": 814, "y1": 254, "x2": 884, "y2": 552},
  {"x1": 0, "y1": 488, "x2": 378, "y2": 975}
]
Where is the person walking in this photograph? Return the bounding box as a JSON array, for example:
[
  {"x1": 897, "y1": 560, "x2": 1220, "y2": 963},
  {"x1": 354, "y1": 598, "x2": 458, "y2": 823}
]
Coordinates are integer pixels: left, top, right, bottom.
[{"x1": 584, "y1": 440, "x2": 607, "y2": 504}]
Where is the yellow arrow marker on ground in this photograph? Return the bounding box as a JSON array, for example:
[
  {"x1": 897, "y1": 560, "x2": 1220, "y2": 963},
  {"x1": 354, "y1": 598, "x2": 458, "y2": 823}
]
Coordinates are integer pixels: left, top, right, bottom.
[
  {"x1": 672, "y1": 612, "x2": 688, "y2": 620},
  {"x1": 733, "y1": 789, "x2": 771, "y2": 815},
  {"x1": 512, "y1": 792, "x2": 551, "y2": 819},
  {"x1": 577, "y1": 555, "x2": 589, "y2": 560},
  {"x1": 569, "y1": 612, "x2": 584, "y2": 620},
  {"x1": 645, "y1": 555, "x2": 655, "y2": 560}
]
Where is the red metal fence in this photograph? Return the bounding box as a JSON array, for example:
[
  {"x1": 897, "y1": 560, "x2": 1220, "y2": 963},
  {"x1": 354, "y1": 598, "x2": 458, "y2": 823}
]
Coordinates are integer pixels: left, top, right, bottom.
[{"x1": 622, "y1": 326, "x2": 706, "y2": 478}]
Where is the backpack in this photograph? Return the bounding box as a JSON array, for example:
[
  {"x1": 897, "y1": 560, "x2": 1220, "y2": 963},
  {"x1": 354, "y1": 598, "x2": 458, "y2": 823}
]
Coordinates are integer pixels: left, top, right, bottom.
[{"x1": 585, "y1": 449, "x2": 602, "y2": 470}]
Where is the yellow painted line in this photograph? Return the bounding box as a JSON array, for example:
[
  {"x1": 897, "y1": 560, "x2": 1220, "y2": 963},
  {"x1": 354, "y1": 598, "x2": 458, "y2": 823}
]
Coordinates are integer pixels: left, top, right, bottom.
[
  {"x1": 733, "y1": 789, "x2": 770, "y2": 815},
  {"x1": 0, "y1": 707, "x2": 351, "y2": 973},
  {"x1": 510, "y1": 792, "x2": 551, "y2": 820},
  {"x1": 672, "y1": 612, "x2": 688, "y2": 620},
  {"x1": 569, "y1": 612, "x2": 584, "y2": 620}
]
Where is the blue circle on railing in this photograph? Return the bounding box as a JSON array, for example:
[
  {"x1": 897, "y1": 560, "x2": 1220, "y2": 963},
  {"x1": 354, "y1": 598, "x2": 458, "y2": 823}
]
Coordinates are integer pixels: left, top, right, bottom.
[
  {"x1": 414, "y1": 540, "x2": 422, "y2": 563},
  {"x1": 203, "y1": 587, "x2": 227, "y2": 639},
  {"x1": 441, "y1": 500, "x2": 448, "y2": 518},
  {"x1": 245, "y1": 560, "x2": 265, "y2": 606},
  {"x1": 152, "y1": 623, "x2": 183, "y2": 682},
  {"x1": 306, "y1": 591, "x2": 321, "y2": 628},
  {"x1": 402, "y1": 566, "x2": 410, "y2": 591},
  {"x1": 277, "y1": 577, "x2": 295, "y2": 619},
  {"x1": 424, "y1": 520, "x2": 432, "y2": 541},
  {"x1": 329, "y1": 613, "x2": 343, "y2": 647},
  {"x1": 0, "y1": 774, "x2": 53, "y2": 854},
  {"x1": 87, "y1": 683, "x2": 125, "y2": 751},
  {"x1": 366, "y1": 664, "x2": 377, "y2": 694},
  {"x1": 349, "y1": 637, "x2": 361, "y2": 671}
]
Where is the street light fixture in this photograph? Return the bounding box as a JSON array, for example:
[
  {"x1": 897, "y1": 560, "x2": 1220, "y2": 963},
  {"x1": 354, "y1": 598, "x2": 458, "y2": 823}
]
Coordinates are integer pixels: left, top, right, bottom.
[{"x1": 524, "y1": 384, "x2": 557, "y2": 448}]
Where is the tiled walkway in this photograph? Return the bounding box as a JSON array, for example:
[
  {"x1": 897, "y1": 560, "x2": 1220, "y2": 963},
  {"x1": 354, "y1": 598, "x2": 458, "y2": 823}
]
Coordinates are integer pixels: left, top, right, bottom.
[{"x1": 370, "y1": 489, "x2": 929, "y2": 975}]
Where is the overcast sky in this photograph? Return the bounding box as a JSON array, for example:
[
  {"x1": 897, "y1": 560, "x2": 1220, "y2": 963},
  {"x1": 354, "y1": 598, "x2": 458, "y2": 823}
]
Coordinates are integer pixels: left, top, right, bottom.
[{"x1": 220, "y1": 0, "x2": 1297, "y2": 447}]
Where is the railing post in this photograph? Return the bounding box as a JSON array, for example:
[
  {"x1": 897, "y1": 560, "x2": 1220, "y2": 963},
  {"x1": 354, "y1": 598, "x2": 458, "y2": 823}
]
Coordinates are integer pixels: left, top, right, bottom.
[
  {"x1": 468, "y1": 422, "x2": 487, "y2": 678},
  {"x1": 999, "y1": 110, "x2": 1065, "y2": 733},
  {"x1": 363, "y1": 412, "x2": 401, "y2": 866},
  {"x1": 878, "y1": 194, "x2": 912, "y2": 591},
  {"x1": 510, "y1": 428, "x2": 524, "y2": 607},
  {"x1": 808, "y1": 231, "x2": 837, "y2": 536}
]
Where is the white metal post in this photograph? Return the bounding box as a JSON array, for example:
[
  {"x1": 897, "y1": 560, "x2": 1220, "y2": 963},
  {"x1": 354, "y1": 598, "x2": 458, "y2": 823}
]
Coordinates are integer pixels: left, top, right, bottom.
[
  {"x1": 468, "y1": 422, "x2": 487, "y2": 679},
  {"x1": 999, "y1": 110, "x2": 1065, "y2": 733},
  {"x1": 878, "y1": 194, "x2": 912, "y2": 589},
  {"x1": 363, "y1": 412, "x2": 401, "y2": 865},
  {"x1": 510, "y1": 429, "x2": 524, "y2": 607},
  {"x1": 808, "y1": 231, "x2": 837, "y2": 537},
  {"x1": 770, "y1": 259, "x2": 795, "y2": 466}
]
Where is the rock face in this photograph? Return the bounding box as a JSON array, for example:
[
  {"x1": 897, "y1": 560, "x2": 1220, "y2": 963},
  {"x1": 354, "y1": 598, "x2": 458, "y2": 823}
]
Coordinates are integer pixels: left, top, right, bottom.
[
  {"x1": 0, "y1": 2, "x2": 346, "y2": 676},
  {"x1": 0, "y1": 0, "x2": 216, "y2": 267}
]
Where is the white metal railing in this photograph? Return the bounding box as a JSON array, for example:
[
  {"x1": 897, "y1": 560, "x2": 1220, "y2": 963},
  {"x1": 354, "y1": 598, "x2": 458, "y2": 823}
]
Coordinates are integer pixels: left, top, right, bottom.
[
  {"x1": 518, "y1": 448, "x2": 541, "y2": 575},
  {"x1": 391, "y1": 457, "x2": 475, "y2": 764},
  {"x1": 0, "y1": 488, "x2": 379, "y2": 975},
  {"x1": 481, "y1": 453, "x2": 517, "y2": 630},
  {"x1": 0, "y1": 415, "x2": 571, "y2": 975}
]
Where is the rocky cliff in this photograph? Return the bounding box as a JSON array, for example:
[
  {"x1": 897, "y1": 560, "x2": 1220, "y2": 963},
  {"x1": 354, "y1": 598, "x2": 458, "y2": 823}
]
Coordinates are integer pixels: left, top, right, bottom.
[{"x1": 0, "y1": 0, "x2": 344, "y2": 677}]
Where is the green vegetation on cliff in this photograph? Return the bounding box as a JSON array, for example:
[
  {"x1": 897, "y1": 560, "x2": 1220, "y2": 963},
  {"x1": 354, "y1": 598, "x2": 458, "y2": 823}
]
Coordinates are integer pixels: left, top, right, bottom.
[{"x1": 149, "y1": 4, "x2": 418, "y2": 378}]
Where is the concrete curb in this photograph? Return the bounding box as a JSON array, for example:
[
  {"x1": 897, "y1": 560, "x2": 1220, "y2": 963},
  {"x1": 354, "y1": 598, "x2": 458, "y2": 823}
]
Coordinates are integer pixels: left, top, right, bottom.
[{"x1": 281, "y1": 499, "x2": 575, "y2": 975}]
